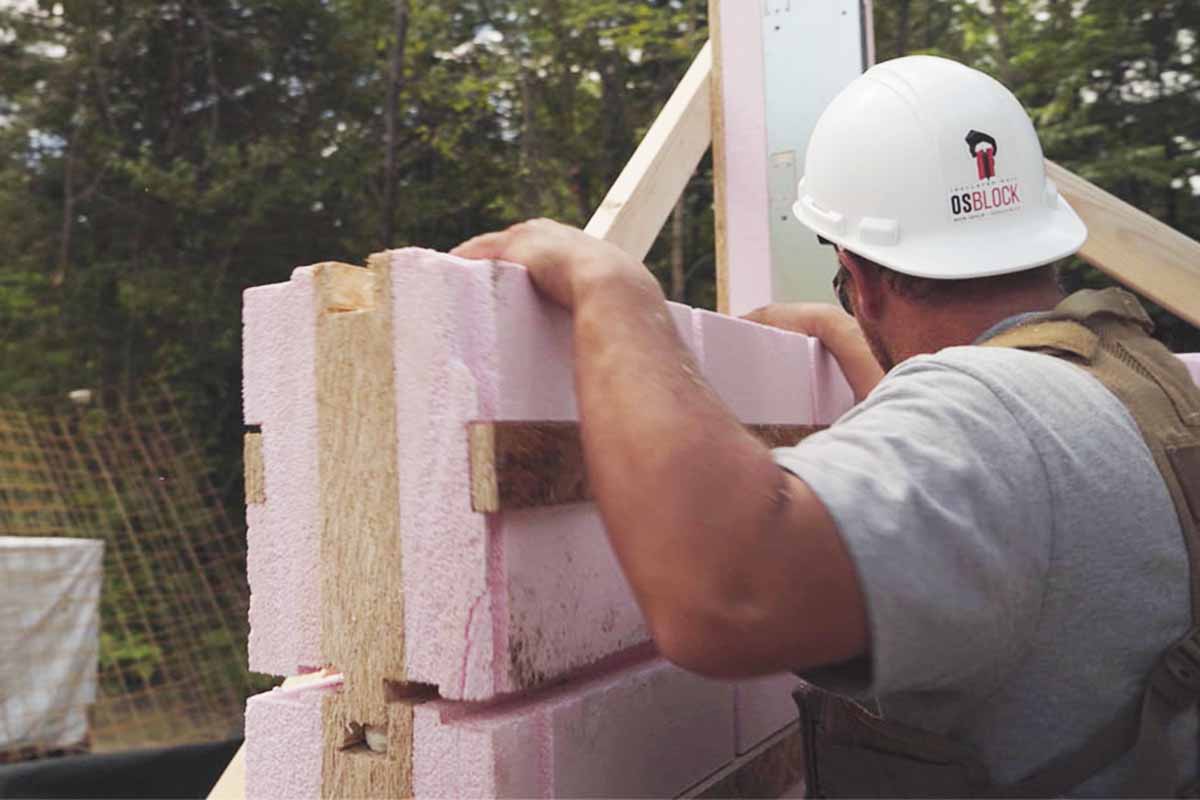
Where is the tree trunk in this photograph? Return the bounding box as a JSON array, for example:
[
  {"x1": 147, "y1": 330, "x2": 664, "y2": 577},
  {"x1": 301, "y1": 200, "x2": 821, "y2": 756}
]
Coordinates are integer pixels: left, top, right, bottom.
[
  {"x1": 519, "y1": 74, "x2": 545, "y2": 217},
  {"x1": 382, "y1": 0, "x2": 412, "y2": 247},
  {"x1": 991, "y1": 0, "x2": 1017, "y2": 86},
  {"x1": 670, "y1": 196, "x2": 686, "y2": 301},
  {"x1": 55, "y1": 139, "x2": 76, "y2": 289},
  {"x1": 896, "y1": 0, "x2": 911, "y2": 56}
]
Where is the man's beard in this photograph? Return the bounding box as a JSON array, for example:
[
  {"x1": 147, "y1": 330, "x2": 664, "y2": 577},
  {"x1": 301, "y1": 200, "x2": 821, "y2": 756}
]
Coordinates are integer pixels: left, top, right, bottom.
[{"x1": 859, "y1": 320, "x2": 895, "y2": 373}]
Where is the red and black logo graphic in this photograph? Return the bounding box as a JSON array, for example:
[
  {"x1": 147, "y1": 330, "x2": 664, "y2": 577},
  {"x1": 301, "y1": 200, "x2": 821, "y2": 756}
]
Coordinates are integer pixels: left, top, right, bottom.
[
  {"x1": 965, "y1": 130, "x2": 998, "y2": 180},
  {"x1": 949, "y1": 129, "x2": 1021, "y2": 220}
]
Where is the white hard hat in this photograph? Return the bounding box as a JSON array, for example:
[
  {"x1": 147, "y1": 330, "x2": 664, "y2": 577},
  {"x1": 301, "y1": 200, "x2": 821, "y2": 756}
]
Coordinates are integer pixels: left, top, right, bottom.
[{"x1": 793, "y1": 55, "x2": 1087, "y2": 280}]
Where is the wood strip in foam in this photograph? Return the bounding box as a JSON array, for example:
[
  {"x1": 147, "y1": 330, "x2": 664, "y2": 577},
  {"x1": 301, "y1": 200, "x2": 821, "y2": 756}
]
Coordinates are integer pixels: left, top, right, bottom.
[
  {"x1": 321, "y1": 694, "x2": 417, "y2": 800},
  {"x1": 244, "y1": 432, "x2": 265, "y2": 505},
  {"x1": 469, "y1": 421, "x2": 825, "y2": 513},
  {"x1": 313, "y1": 257, "x2": 410, "y2": 799},
  {"x1": 708, "y1": 4, "x2": 730, "y2": 315}
]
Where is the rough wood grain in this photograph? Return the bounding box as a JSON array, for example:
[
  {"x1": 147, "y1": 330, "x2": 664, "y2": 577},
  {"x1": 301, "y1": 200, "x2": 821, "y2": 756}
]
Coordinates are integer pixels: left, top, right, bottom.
[
  {"x1": 244, "y1": 432, "x2": 265, "y2": 505},
  {"x1": 1049, "y1": 161, "x2": 1200, "y2": 329},
  {"x1": 709, "y1": 2, "x2": 730, "y2": 315},
  {"x1": 585, "y1": 41, "x2": 712, "y2": 262},
  {"x1": 469, "y1": 421, "x2": 824, "y2": 512},
  {"x1": 321, "y1": 692, "x2": 419, "y2": 800},
  {"x1": 684, "y1": 723, "x2": 805, "y2": 799},
  {"x1": 313, "y1": 257, "x2": 409, "y2": 798}
]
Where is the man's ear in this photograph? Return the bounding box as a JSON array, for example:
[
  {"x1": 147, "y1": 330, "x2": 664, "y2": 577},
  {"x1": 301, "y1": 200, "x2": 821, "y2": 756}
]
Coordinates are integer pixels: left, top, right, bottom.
[{"x1": 840, "y1": 251, "x2": 885, "y2": 322}]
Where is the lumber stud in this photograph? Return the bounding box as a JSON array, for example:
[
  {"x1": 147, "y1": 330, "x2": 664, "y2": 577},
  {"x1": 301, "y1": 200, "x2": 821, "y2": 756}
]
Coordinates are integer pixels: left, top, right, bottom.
[
  {"x1": 321, "y1": 694, "x2": 418, "y2": 800},
  {"x1": 313, "y1": 255, "x2": 413, "y2": 798},
  {"x1": 243, "y1": 431, "x2": 265, "y2": 505}
]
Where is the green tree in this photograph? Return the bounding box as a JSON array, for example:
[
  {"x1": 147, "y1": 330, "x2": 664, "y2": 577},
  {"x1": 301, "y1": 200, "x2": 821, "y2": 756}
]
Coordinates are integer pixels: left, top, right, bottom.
[{"x1": 0, "y1": 0, "x2": 713, "y2": 505}]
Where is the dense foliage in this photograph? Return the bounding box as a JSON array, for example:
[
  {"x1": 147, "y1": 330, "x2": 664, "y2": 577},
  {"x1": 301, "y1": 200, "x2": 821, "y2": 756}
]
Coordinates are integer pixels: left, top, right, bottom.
[{"x1": 0, "y1": 1, "x2": 1196, "y2": 506}]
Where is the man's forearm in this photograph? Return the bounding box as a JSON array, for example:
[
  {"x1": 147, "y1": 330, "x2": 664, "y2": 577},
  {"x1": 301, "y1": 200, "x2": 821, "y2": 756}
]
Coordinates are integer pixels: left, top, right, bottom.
[{"x1": 571, "y1": 278, "x2": 792, "y2": 668}]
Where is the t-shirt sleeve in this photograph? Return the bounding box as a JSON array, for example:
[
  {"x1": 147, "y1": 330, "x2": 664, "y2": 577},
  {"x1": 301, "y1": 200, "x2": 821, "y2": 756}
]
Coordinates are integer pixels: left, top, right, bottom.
[{"x1": 773, "y1": 355, "x2": 1053, "y2": 699}]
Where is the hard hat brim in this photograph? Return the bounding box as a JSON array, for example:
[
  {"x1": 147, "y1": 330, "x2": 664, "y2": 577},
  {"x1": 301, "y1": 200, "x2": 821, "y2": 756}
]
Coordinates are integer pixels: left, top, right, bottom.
[{"x1": 794, "y1": 195, "x2": 1089, "y2": 281}]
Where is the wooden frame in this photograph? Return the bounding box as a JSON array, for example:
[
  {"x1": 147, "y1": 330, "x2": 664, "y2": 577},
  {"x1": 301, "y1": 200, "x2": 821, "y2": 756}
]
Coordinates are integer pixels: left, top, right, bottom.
[{"x1": 584, "y1": 42, "x2": 713, "y2": 262}]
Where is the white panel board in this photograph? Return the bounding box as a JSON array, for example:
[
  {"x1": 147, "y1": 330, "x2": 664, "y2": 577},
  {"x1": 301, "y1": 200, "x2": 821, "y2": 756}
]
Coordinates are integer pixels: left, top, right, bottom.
[{"x1": 763, "y1": 1, "x2": 872, "y2": 303}]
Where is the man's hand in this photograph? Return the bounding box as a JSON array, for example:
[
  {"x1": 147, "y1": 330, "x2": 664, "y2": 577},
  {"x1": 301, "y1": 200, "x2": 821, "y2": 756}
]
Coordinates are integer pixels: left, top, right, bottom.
[
  {"x1": 744, "y1": 302, "x2": 885, "y2": 402},
  {"x1": 451, "y1": 218, "x2": 659, "y2": 310},
  {"x1": 743, "y1": 301, "x2": 846, "y2": 338}
]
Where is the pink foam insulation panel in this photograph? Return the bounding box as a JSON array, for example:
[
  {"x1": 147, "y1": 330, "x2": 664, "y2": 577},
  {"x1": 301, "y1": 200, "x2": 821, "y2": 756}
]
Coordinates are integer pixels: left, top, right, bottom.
[
  {"x1": 245, "y1": 656, "x2": 736, "y2": 800},
  {"x1": 809, "y1": 338, "x2": 856, "y2": 424},
  {"x1": 693, "y1": 310, "x2": 814, "y2": 425},
  {"x1": 711, "y1": 2, "x2": 773, "y2": 317},
  {"x1": 245, "y1": 675, "x2": 340, "y2": 800},
  {"x1": 389, "y1": 250, "x2": 696, "y2": 699},
  {"x1": 243, "y1": 268, "x2": 322, "y2": 676},
  {"x1": 734, "y1": 674, "x2": 804, "y2": 755},
  {"x1": 1180, "y1": 353, "x2": 1200, "y2": 386}
]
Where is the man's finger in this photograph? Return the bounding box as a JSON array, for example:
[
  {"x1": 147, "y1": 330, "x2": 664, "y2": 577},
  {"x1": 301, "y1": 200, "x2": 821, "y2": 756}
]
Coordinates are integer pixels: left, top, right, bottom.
[{"x1": 450, "y1": 230, "x2": 513, "y2": 260}]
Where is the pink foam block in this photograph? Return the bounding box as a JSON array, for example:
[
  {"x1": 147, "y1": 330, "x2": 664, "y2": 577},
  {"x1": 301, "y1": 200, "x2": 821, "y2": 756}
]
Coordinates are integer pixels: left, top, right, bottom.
[
  {"x1": 244, "y1": 658, "x2": 735, "y2": 800},
  {"x1": 1179, "y1": 354, "x2": 1200, "y2": 386},
  {"x1": 693, "y1": 310, "x2": 814, "y2": 425},
  {"x1": 243, "y1": 269, "x2": 322, "y2": 676},
  {"x1": 809, "y1": 338, "x2": 856, "y2": 424},
  {"x1": 413, "y1": 655, "x2": 736, "y2": 799},
  {"x1": 245, "y1": 680, "x2": 331, "y2": 800},
  {"x1": 733, "y1": 674, "x2": 802, "y2": 754},
  {"x1": 241, "y1": 252, "x2": 696, "y2": 697},
  {"x1": 392, "y1": 249, "x2": 697, "y2": 699}
]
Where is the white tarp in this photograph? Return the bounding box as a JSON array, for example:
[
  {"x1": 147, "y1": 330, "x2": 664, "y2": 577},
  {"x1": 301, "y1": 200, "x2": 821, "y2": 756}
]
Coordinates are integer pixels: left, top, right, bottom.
[{"x1": 0, "y1": 537, "x2": 103, "y2": 752}]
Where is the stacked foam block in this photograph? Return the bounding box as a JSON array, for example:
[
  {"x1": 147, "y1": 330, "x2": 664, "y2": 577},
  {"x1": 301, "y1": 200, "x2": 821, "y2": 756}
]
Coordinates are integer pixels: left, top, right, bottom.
[
  {"x1": 242, "y1": 250, "x2": 1200, "y2": 799},
  {"x1": 241, "y1": 249, "x2": 854, "y2": 799}
]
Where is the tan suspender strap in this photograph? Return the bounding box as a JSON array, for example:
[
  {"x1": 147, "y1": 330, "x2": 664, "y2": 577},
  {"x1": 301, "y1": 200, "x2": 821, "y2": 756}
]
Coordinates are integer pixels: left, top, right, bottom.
[
  {"x1": 983, "y1": 288, "x2": 1200, "y2": 796},
  {"x1": 1171, "y1": 445, "x2": 1200, "y2": 525},
  {"x1": 984, "y1": 290, "x2": 1200, "y2": 621},
  {"x1": 980, "y1": 320, "x2": 1099, "y2": 362}
]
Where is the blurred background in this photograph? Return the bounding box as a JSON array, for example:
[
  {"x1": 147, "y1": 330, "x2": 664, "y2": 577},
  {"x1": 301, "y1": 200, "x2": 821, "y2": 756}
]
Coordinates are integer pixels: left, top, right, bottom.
[{"x1": 0, "y1": 0, "x2": 1195, "y2": 784}]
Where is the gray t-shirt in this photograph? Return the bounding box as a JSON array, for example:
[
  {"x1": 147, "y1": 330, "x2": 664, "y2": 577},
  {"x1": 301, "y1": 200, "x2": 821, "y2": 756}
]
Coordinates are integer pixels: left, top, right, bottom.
[{"x1": 773, "y1": 345, "x2": 1197, "y2": 796}]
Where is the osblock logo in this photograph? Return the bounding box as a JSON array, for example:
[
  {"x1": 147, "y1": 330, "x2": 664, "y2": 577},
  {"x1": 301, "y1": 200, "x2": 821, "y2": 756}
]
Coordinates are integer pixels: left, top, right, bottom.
[
  {"x1": 949, "y1": 129, "x2": 1023, "y2": 223},
  {"x1": 950, "y1": 184, "x2": 1021, "y2": 216}
]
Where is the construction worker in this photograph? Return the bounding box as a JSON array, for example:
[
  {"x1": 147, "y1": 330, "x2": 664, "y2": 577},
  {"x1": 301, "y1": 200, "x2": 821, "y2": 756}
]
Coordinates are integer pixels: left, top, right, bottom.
[{"x1": 453, "y1": 56, "x2": 1200, "y2": 797}]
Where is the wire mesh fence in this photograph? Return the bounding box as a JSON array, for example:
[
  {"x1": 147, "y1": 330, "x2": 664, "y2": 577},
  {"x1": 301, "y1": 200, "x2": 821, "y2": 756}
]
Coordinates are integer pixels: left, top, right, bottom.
[{"x1": 0, "y1": 386, "x2": 259, "y2": 760}]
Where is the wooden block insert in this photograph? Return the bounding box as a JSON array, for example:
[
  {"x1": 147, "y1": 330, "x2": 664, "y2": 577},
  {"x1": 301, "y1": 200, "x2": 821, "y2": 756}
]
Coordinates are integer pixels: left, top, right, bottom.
[
  {"x1": 244, "y1": 431, "x2": 265, "y2": 505},
  {"x1": 322, "y1": 692, "x2": 418, "y2": 800},
  {"x1": 469, "y1": 421, "x2": 825, "y2": 512}
]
